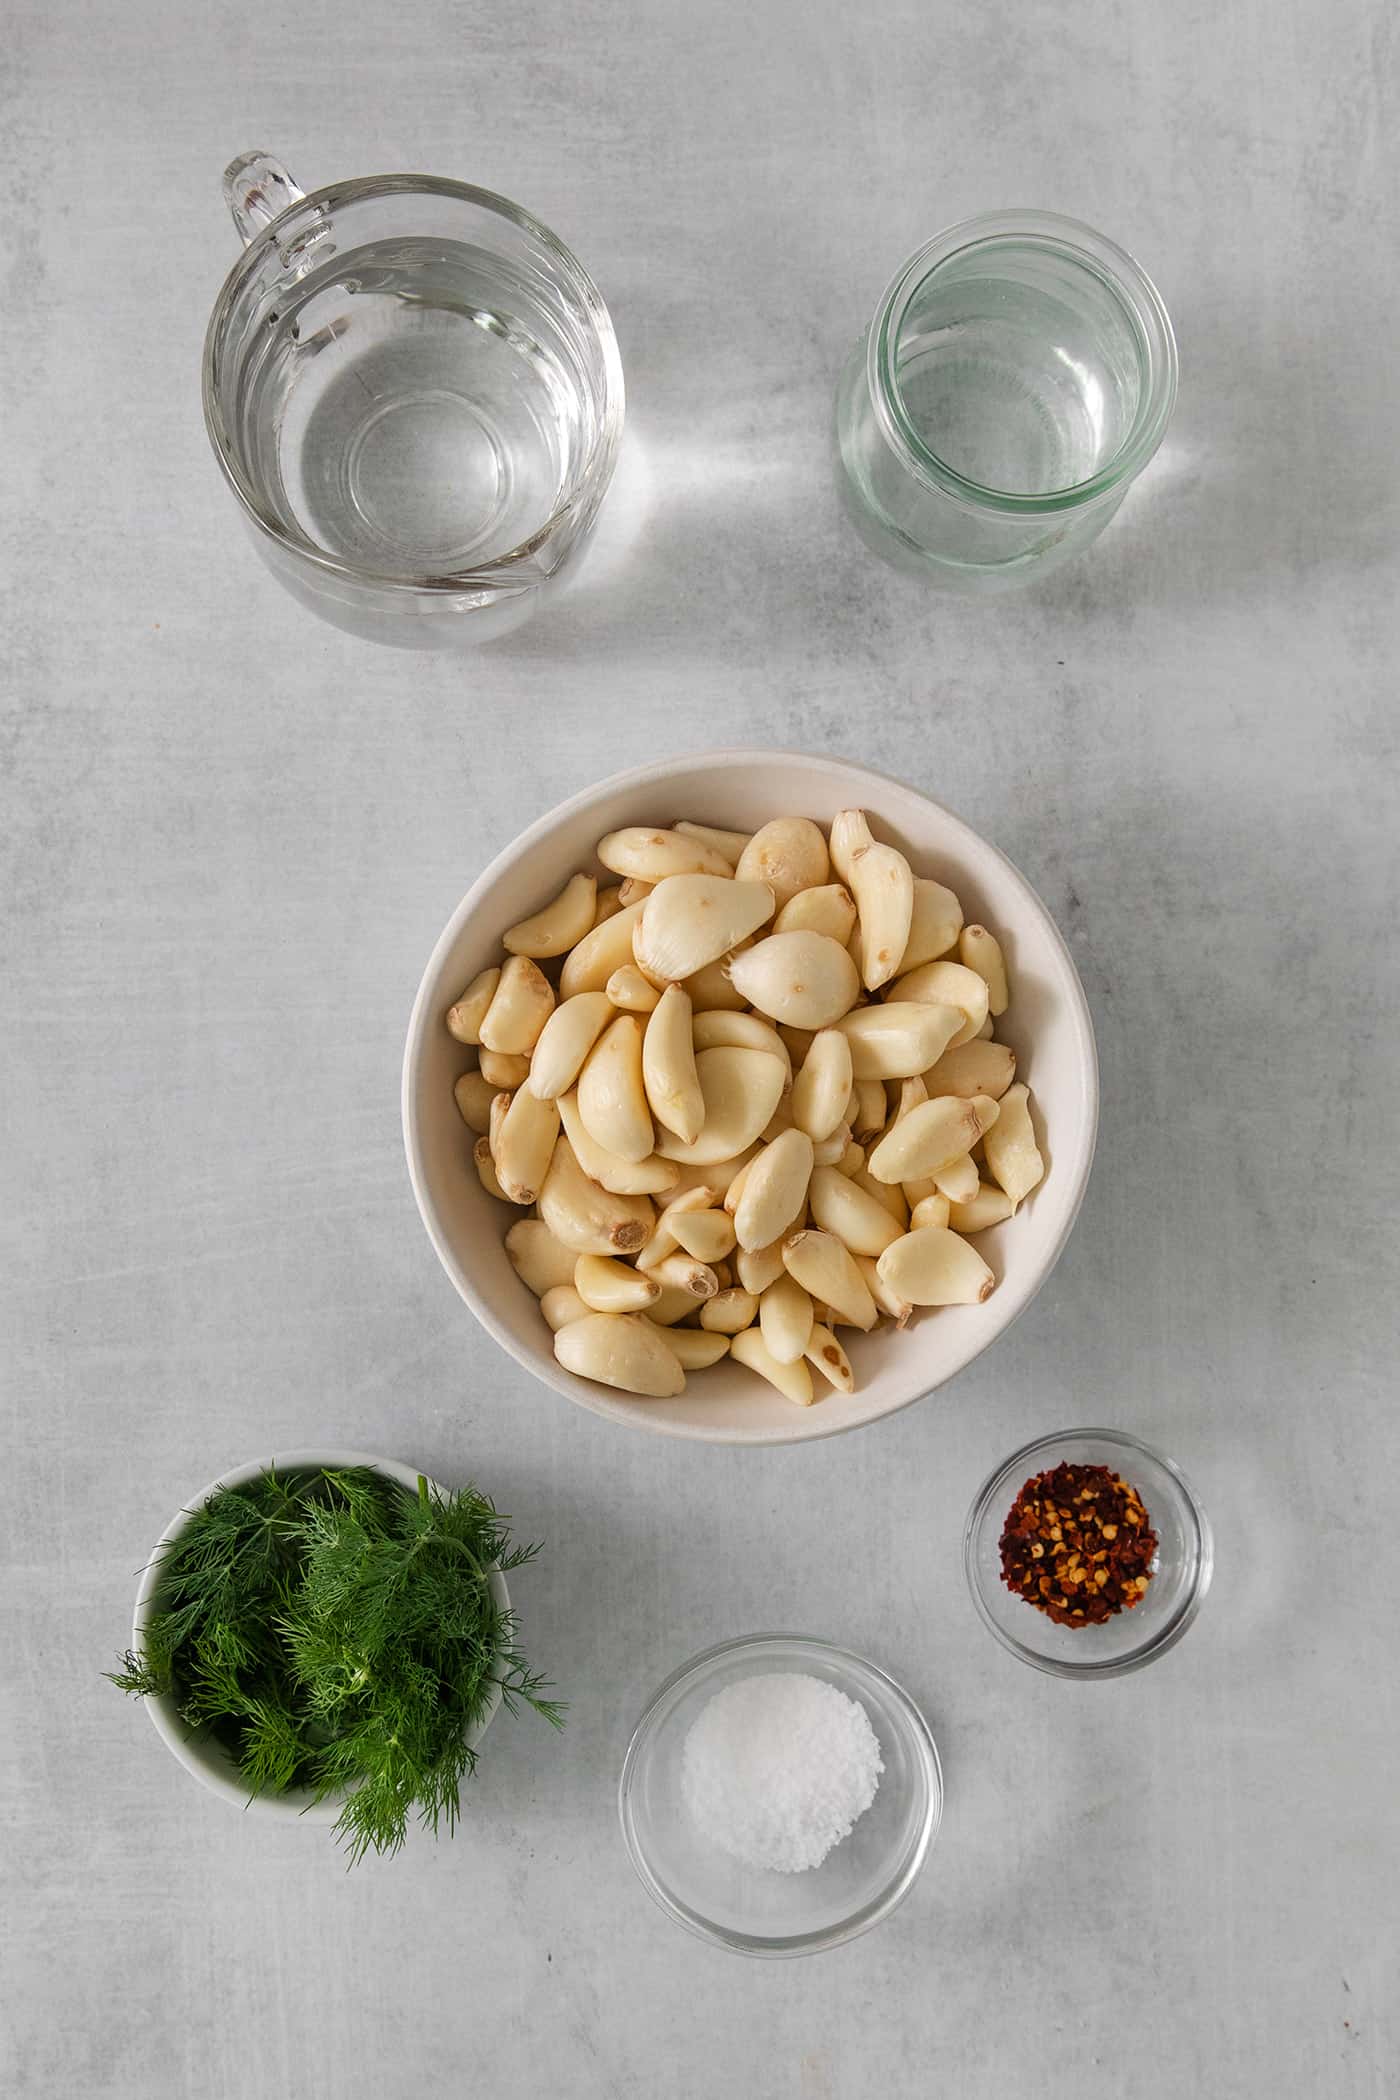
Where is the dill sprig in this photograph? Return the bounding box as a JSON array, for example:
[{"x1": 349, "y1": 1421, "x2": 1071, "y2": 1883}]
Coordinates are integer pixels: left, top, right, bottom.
[{"x1": 109, "y1": 1466, "x2": 562, "y2": 1863}]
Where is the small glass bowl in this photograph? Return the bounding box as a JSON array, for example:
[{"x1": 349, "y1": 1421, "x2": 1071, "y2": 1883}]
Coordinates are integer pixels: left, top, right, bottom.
[
  {"x1": 964, "y1": 1427, "x2": 1213, "y2": 1678},
  {"x1": 618, "y1": 1634, "x2": 942, "y2": 1957}
]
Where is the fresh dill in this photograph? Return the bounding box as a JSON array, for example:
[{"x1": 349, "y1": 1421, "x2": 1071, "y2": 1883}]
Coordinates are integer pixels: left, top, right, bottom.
[{"x1": 109, "y1": 1466, "x2": 562, "y2": 1863}]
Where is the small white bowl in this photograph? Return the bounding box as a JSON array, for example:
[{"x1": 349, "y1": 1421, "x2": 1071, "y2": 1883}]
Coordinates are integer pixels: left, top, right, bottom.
[
  {"x1": 131, "y1": 1449, "x2": 509, "y2": 1819},
  {"x1": 403, "y1": 750, "x2": 1098, "y2": 1445}
]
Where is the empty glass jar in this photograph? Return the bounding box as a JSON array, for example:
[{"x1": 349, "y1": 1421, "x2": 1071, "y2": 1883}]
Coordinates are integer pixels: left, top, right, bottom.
[{"x1": 835, "y1": 211, "x2": 1177, "y2": 591}]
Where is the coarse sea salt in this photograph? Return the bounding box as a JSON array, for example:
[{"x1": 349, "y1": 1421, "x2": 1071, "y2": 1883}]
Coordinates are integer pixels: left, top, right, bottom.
[{"x1": 681, "y1": 1672, "x2": 884, "y2": 1873}]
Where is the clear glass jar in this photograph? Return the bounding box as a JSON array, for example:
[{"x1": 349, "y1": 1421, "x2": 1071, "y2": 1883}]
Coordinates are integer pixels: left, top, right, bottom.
[{"x1": 835, "y1": 211, "x2": 1177, "y2": 591}]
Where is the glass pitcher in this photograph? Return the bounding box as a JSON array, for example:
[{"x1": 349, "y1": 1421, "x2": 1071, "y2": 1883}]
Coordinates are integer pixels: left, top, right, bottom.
[{"x1": 203, "y1": 153, "x2": 625, "y2": 647}]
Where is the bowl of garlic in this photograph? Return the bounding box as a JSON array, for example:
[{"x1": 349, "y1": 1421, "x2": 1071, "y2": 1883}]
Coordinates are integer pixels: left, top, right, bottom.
[{"x1": 403, "y1": 750, "x2": 1097, "y2": 1444}]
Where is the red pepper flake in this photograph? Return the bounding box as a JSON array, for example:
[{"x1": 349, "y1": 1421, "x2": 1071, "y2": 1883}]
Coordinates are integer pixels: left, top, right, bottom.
[{"x1": 999, "y1": 1462, "x2": 1158, "y2": 1627}]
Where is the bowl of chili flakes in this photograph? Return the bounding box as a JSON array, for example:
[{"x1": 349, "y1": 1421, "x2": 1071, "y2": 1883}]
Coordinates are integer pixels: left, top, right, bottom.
[{"x1": 963, "y1": 1427, "x2": 1213, "y2": 1677}]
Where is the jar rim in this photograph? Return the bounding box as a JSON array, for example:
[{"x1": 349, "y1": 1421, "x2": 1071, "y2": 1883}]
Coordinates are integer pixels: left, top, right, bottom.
[{"x1": 867, "y1": 210, "x2": 1178, "y2": 516}]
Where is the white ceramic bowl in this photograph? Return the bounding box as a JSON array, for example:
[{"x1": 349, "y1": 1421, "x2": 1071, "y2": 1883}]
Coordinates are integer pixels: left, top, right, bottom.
[
  {"x1": 132, "y1": 1449, "x2": 508, "y2": 1818},
  {"x1": 403, "y1": 750, "x2": 1098, "y2": 1446}
]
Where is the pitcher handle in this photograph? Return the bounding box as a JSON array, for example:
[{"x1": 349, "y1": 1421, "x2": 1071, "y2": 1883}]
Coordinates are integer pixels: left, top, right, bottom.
[{"x1": 223, "y1": 152, "x2": 306, "y2": 247}]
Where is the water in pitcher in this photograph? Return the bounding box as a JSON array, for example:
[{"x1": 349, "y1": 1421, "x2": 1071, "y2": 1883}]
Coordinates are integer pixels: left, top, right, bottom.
[
  {"x1": 238, "y1": 238, "x2": 594, "y2": 577},
  {"x1": 890, "y1": 243, "x2": 1145, "y2": 496}
]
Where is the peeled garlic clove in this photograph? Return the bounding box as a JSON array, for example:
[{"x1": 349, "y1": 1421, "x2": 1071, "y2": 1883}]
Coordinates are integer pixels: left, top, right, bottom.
[
  {"x1": 982, "y1": 1081, "x2": 1044, "y2": 1204},
  {"x1": 557, "y1": 1090, "x2": 678, "y2": 1196},
  {"x1": 852, "y1": 1166, "x2": 909, "y2": 1226},
  {"x1": 855, "y1": 1253, "x2": 912, "y2": 1328},
  {"x1": 933, "y1": 1152, "x2": 981, "y2": 1206},
  {"x1": 506, "y1": 1217, "x2": 581, "y2": 1297},
  {"x1": 606, "y1": 963, "x2": 661, "y2": 1012},
  {"x1": 635, "y1": 876, "x2": 776, "y2": 984},
  {"x1": 807, "y1": 1164, "x2": 903, "y2": 1257},
  {"x1": 901, "y1": 878, "x2": 964, "y2": 972},
  {"x1": 642, "y1": 984, "x2": 704, "y2": 1144},
  {"x1": 539, "y1": 1137, "x2": 654, "y2": 1255},
  {"x1": 836, "y1": 1137, "x2": 866, "y2": 1177},
  {"x1": 850, "y1": 841, "x2": 914, "y2": 991},
  {"x1": 653, "y1": 1046, "x2": 787, "y2": 1164},
  {"x1": 446, "y1": 967, "x2": 501, "y2": 1045},
  {"x1": 959, "y1": 924, "x2": 1009, "y2": 1016},
  {"x1": 735, "y1": 1239, "x2": 786, "y2": 1294},
  {"x1": 554, "y1": 1312, "x2": 686, "y2": 1396},
  {"x1": 691, "y1": 1009, "x2": 791, "y2": 1071},
  {"x1": 647, "y1": 1251, "x2": 719, "y2": 1299},
  {"x1": 635, "y1": 1183, "x2": 719, "y2": 1271},
  {"x1": 574, "y1": 1253, "x2": 662, "y2": 1314},
  {"x1": 891, "y1": 1074, "x2": 927, "y2": 1124},
  {"x1": 657, "y1": 1326, "x2": 732, "y2": 1369},
  {"x1": 668, "y1": 1147, "x2": 758, "y2": 1200},
  {"x1": 734, "y1": 1128, "x2": 814, "y2": 1251},
  {"x1": 729, "y1": 1326, "x2": 815, "y2": 1405},
  {"x1": 892, "y1": 959, "x2": 989, "y2": 1048},
  {"x1": 781, "y1": 1229, "x2": 877, "y2": 1330},
  {"x1": 616, "y1": 876, "x2": 654, "y2": 906},
  {"x1": 672, "y1": 819, "x2": 750, "y2": 864},
  {"x1": 877, "y1": 1226, "x2": 995, "y2": 1305},
  {"x1": 867, "y1": 1093, "x2": 998, "y2": 1183},
  {"x1": 760, "y1": 1092, "x2": 795, "y2": 1143},
  {"x1": 591, "y1": 885, "x2": 625, "y2": 927},
  {"x1": 773, "y1": 882, "x2": 857, "y2": 947},
  {"x1": 683, "y1": 957, "x2": 750, "y2": 1012},
  {"x1": 722, "y1": 1155, "x2": 755, "y2": 1218},
  {"x1": 760, "y1": 1272, "x2": 815, "y2": 1364},
  {"x1": 577, "y1": 1014, "x2": 653, "y2": 1163},
  {"x1": 804, "y1": 1326, "x2": 855, "y2": 1393},
  {"x1": 540, "y1": 1283, "x2": 590, "y2": 1331},
  {"x1": 852, "y1": 1078, "x2": 888, "y2": 1141},
  {"x1": 920, "y1": 1039, "x2": 1016, "y2": 1101},
  {"x1": 735, "y1": 817, "x2": 830, "y2": 910},
  {"x1": 597, "y1": 827, "x2": 734, "y2": 880},
  {"x1": 948, "y1": 1182, "x2": 1016, "y2": 1232},
  {"x1": 828, "y1": 808, "x2": 874, "y2": 885},
  {"x1": 812, "y1": 1123, "x2": 852, "y2": 1166},
  {"x1": 479, "y1": 955, "x2": 555, "y2": 1055},
  {"x1": 836, "y1": 1003, "x2": 963, "y2": 1080},
  {"x1": 488, "y1": 1082, "x2": 510, "y2": 1162},
  {"x1": 648, "y1": 1284, "x2": 703, "y2": 1326},
  {"x1": 559, "y1": 901, "x2": 646, "y2": 999},
  {"x1": 791, "y1": 1028, "x2": 855, "y2": 1142},
  {"x1": 669, "y1": 1208, "x2": 737, "y2": 1262},
  {"x1": 503, "y1": 872, "x2": 598, "y2": 958},
  {"x1": 700, "y1": 1286, "x2": 760, "y2": 1334},
  {"x1": 492, "y1": 1087, "x2": 560, "y2": 1205},
  {"x1": 453, "y1": 1070, "x2": 499, "y2": 1134},
  {"x1": 474, "y1": 1136, "x2": 515, "y2": 1203},
  {"x1": 479, "y1": 1047, "x2": 531, "y2": 1090},
  {"x1": 727, "y1": 931, "x2": 861, "y2": 1030},
  {"x1": 910, "y1": 1192, "x2": 952, "y2": 1232},
  {"x1": 528, "y1": 991, "x2": 614, "y2": 1100}
]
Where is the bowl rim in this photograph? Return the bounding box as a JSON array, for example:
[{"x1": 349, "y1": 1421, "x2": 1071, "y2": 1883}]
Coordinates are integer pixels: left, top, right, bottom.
[
  {"x1": 130, "y1": 1448, "x2": 508, "y2": 1818},
  {"x1": 962, "y1": 1424, "x2": 1214, "y2": 1678},
  {"x1": 616, "y1": 1631, "x2": 943, "y2": 1957},
  {"x1": 402, "y1": 747, "x2": 1100, "y2": 1445}
]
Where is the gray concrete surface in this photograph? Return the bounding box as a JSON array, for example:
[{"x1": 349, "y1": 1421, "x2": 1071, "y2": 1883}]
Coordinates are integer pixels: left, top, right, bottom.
[{"x1": 2, "y1": 2, "x2": 1396, "y2": 2094}]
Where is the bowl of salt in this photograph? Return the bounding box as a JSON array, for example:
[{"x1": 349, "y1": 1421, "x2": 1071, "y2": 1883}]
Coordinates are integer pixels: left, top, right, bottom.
[{"x1": 617, "y1": 1633, "x2": 942, "y2": 1955}]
